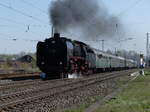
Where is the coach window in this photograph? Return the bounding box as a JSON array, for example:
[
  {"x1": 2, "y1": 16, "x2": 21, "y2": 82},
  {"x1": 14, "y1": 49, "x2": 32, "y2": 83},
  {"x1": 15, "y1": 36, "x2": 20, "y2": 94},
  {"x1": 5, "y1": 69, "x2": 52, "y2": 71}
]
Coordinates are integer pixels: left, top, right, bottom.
[{"x1": 98, "y1": 54, "x2": 103, "y2": 58}]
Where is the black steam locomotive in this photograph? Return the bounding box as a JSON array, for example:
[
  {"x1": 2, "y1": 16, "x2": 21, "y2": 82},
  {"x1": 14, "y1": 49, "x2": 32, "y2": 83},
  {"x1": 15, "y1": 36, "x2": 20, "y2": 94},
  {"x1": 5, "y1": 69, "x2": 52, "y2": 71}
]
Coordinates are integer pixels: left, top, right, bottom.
[{"x1": 36, "y1": 33, "x2": 137, "y2": 79}]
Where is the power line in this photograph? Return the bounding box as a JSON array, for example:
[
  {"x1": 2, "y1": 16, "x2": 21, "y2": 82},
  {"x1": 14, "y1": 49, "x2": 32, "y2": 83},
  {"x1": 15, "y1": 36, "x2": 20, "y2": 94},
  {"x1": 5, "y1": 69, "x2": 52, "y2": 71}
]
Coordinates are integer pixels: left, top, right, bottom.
[
  {"x1": 0, "y1": 17, "x2": 49, "y2": 28},
  {"x1": 19, "y1": 0, "x2": 48, "y2": 15},
  {"x1": 0, "y1": 24, "x2": 49, "y2": 28},
  {"x1": 118, "y1": 0, "x2": 145, "y2": 17},
  {"x1": 0, "y1": 2, "x2": 48, "y2": 24},
  {"x1": 0, "y1": 16, "x2": 26, "y2": 26},
  {"x1": 0, "y1": 34, "x2": 39, "y2": 42},
  {"x1": 0, "y1": 33, "x2": 14, "y2": 38},
  {"x1": 0, "y1": 31, "x2": 48, "y2": 42},
  {"x1": 0, "y1": 16, "x2": 50, "y2": 40}
]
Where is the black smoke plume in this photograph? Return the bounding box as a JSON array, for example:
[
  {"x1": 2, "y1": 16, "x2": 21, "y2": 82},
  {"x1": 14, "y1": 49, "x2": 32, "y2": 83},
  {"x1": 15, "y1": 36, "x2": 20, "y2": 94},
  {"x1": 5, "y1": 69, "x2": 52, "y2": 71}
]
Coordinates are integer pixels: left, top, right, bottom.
[{"x1": 49, "y1": 0, "x2": 123, "y2": 39}]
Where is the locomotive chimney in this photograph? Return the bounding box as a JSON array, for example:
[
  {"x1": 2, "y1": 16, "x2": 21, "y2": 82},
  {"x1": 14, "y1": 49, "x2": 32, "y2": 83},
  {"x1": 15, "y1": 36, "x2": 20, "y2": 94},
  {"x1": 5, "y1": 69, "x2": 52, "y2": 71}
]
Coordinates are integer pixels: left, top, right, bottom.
[
  {"x1": 53, "y1": 27, "x2": 60, "y2": 38},
  {"x1": 51, "y1": 26, "x2": 54, "y2": 37},
  {"x1": 54, "y1": 33, "x2": 60, "y2": 38}
]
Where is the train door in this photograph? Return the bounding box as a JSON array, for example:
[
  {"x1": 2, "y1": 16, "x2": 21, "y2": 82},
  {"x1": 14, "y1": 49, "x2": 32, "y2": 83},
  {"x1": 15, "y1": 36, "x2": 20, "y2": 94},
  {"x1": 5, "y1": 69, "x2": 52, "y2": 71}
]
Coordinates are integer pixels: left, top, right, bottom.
[{"x1": 86, "y1": 48, "x2": 96, "y2": 69}]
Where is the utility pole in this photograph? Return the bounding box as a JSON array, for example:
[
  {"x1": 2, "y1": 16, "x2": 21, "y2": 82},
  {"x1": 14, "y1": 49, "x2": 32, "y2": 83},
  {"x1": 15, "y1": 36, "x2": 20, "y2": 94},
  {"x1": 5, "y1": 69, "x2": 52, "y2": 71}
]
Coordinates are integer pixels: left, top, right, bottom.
[
  {"x1": 146, "y1": 33, "x2": 149, "y2": 67},
  {"x1": 101, "y1": 40, "x2": 104, "y2": 51},
  {"x1": 86, "y1": 39, "x2": 105, "y2": 51},
  {"x1": 95, "y1": 39, "x2": 105, "y2": 51},
  {"x1": 115, "y1": 48, "x2": 117, "y2": 56}
]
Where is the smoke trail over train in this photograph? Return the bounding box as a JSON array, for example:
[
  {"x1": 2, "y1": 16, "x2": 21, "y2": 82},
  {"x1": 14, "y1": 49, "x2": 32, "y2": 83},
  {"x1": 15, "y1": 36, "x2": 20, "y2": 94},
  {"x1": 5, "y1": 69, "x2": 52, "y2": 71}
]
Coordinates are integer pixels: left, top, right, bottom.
[{"x1": 49, "y1": 0, "x2": 123, "y2": 39}]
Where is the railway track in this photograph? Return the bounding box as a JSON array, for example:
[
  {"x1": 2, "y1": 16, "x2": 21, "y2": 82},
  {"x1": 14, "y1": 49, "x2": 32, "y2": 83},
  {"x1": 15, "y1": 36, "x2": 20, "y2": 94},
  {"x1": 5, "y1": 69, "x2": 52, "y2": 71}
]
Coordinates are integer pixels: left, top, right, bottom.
[
  {"x1": 0, "y1": 72, "x2": 39, "y2": 80},
  {"x1": 0, "y1": 69, "x2": 137, "y2": 111},
  {"x1": 0, "y1": 70, "x2": 122, "y2": 93},
  {"x1": 0, "y1": 70, "x2": 134, "y2": 94},
  {"x1": 0, "y1": 78, "x2": 74, "y2": 95}
]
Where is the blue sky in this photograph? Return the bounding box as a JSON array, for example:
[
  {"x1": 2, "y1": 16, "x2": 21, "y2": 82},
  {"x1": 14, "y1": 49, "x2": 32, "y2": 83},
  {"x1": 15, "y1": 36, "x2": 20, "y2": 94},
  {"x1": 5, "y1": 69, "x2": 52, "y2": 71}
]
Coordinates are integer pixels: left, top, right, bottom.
[{"x1": 0, "y1": 0, "x2": 149, "y2": 54}]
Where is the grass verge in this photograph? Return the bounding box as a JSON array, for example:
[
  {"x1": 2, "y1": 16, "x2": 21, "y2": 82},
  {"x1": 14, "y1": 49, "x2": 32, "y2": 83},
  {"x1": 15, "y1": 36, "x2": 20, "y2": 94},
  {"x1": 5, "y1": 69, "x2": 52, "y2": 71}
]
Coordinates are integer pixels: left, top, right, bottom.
[{"x1": 95, "y1": 70, "x2": 150, "y2": 112}]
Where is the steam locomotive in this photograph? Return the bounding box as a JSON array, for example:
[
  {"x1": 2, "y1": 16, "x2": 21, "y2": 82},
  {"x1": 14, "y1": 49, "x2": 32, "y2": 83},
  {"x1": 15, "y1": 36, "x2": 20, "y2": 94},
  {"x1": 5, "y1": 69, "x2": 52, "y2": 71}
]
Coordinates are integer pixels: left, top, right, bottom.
[{"x1": 36, "y1": 33, "x2": 137, "y2": 79}]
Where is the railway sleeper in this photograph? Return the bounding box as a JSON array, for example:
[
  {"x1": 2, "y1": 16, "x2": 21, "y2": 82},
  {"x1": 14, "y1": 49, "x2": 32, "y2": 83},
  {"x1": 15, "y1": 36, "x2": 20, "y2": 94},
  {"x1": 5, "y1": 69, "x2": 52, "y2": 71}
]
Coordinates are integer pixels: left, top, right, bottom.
[{"x1": 0, "y1": 70, "x2": 136, "y2": 111}]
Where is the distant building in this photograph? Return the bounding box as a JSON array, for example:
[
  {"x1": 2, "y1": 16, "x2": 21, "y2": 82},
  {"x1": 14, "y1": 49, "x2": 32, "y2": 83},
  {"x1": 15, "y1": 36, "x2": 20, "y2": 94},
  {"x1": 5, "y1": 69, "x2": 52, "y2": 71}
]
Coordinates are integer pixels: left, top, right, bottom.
[
  {"x1": 0, "y1": 59, "x2": 5, "y2": 63},
  {"x1": 0, "y1": 58, "x2": 6, "y2": 65},
  {"x1": 17, "y1": 55, "x2": 33, "y2": 63}
]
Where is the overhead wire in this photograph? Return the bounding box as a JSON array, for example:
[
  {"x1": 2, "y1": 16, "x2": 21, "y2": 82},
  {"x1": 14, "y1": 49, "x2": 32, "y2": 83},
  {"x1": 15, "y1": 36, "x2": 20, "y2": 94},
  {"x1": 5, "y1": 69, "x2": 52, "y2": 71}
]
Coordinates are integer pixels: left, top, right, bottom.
[
  {"x1": 0, "y1": 17, "x2": 49, "y2": 28},
  {"x1": 0, "y1": 1, "x2": 50, "y2": 53},
  {"x1": 0, "y1": 1, "x2": 50, "y2": 41},
  {"x1": 0, "y1": 23, "x2": 50, "y2": 44},
  {"x1": 0, "y1": 17, "x2": 25, "y2": 25},
  {"x1": 0, "y1": 2, "x2": 48, "y2": 24},
  {"x1": 115, "y1": 0, "x2": 145, "y2": 49},
  {"x1": 118, "y1": 0, "x2": 145, "y2": 17},
  {"x1": 0, "y1": 33, "x2": 39, "y2": 42},
  {"x1": 0, "y1": 24, "x2": 49, "y2": 28},
  {"x1": 70, "y1": 0, "x2": 145, "y2": 51},
  {"x1": 19, "y1": 0, "x2": 48, "y2": 15}
]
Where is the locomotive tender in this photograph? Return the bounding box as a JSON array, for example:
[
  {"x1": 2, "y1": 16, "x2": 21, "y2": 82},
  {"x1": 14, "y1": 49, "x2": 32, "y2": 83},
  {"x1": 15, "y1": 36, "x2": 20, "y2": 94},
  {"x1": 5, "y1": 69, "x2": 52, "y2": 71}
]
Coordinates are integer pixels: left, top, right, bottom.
[{"x1": 36, "y1": 33, "x2": 137, "y2": 79}]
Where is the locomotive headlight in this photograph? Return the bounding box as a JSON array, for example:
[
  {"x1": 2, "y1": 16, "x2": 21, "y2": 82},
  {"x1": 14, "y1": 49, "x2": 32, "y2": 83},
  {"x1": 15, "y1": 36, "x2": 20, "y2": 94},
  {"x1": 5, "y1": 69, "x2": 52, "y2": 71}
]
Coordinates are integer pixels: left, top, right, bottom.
[
  {"x1": 60, "y1": 62, "x2": 63, "y2": 65},
  {"x1": 41, "y1": 61, "x2": 45, "y2": 65},
  {"x1": 51, "y1": 41, "x2": 55, "y2": 44}
]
